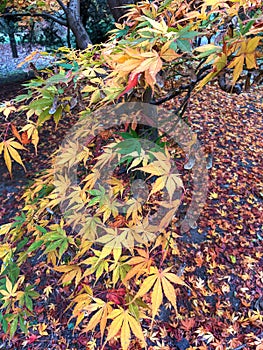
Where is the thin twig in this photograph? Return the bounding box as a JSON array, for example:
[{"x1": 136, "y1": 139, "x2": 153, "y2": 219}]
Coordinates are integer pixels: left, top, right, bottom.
[{"x1": 2, "y1": 12, "x2": 67, "y2": 26}]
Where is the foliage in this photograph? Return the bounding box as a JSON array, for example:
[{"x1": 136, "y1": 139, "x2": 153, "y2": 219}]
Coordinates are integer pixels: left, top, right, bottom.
[{"x1": 0, "y1": 0, "x2": 262, "y2": 349}]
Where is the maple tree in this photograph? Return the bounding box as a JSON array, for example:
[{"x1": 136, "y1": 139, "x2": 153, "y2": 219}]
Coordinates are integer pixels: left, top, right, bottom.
[{"x1": 0, "y1": 0, "x2": 262, "y2": 349}]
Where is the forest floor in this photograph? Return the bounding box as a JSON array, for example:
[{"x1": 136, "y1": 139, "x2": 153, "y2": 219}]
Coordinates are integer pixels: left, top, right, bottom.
[{"x1": 0, "y1": 82, "x2": 262, "y2": 349}]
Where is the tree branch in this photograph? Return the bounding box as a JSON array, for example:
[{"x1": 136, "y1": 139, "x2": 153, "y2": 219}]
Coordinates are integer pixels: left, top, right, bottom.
[
  {"x1": 150, "y1": 63, "x2": 213, "y2": 106},
  {"x1": 56, "y1": 0, "x2": 68, "y2": 14},
  {"x1": 1, "y1": 12, "x2": 67, "y2": 27}
]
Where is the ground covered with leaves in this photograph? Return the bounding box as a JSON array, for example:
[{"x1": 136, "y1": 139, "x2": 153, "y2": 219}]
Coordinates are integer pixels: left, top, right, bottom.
[{"x1": 0, "y1": 83, "x2": 262, "y2": 349}]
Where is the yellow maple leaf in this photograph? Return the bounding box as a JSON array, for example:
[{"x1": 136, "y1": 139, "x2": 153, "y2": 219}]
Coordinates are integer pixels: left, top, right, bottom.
[
  {"x1": 209, "y1": 192, "x2": 218, "y2": 199},
  {"x1": 82, "y1": 299, "x2": 112, "y2": 343},
  {"x1": 83, "y1": 169, "x2": 101, "y2": 191},
  {"x1": 126, "y1": 198, "x2": 143, "y2": 224},
  {"x1": 106, "y1": 177, "x2": 125, "y2": 196},
  {"x1": 104, "y1": 307, "x2": 146, "y2": 350},
  {"x1": 2, "y1": 138, "x2": 26, "y2": 176},
  {"x1": 38, "y1": 323, "x2": 48, "y2": 336},
  {"x1": 134, "y1": 266, "x2": 189, "y2": 318},
  {"x1": 123, "y1": 248, "x2": 153, "y2": 283},
  {"x1": 228, "y1": 36, "x2": 261, "y2": 84},
  {"x1": 53, "y1": 264, "x2": 82, "y2": 287},
  {"x1": 43, "y1": 285, "x2": 53, "y2": 298},
  {"x1": 136, "y1": 151, "x2": 183, "y2": 200}
]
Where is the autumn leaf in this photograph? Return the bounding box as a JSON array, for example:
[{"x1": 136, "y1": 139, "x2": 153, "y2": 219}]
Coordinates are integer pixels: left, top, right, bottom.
[
  {"x1": 83, "y1": 169, "x2": 101, "y2": 191},
  {"x1": 43, "y1": 285, "x2": 53, "y2": 298},
  {"x1": 126, "y1": 198, "x2": 143, "y2": 224},
  {"x1": 228, "y1": 37, "x2": 261, "y2": 84},
  {"x1": 1, "y1": 138, "x2": 26, "y2": 176},
  {"x1": 181, "y1": 318, "x2": 196, "y2": 331},
  {"x1": 21, "y1": 123, "x2": 39, "y2": 153},
  {"x1": 156, "y1": 199, "x2": 181, "y2": 229},
  {"x1": 209, "y1": 192, "x2": 218, "y2": 199},
  {"x1": 21, "y1": 131, "x2": 31, "y2": 145},
  {"x1": 134, "y1": 266, "x2": 189, "y2": 318},
  {"x1": 82, "y1": 298, "x2": 112, "y2": 343},
  {"x1": 53, "y1": 264, "x2": 82, "y2": 287},
  {"x1": 95, "y1": 228, "x2": 127, "y2": 263},
  {"x1": 96, "y1": 196, "x2": 120, "y2": 223},
  {"x1": 136, "y1": 151, "x2": 183, "y2": 200},
  {"x1": 11, "y1": 124, "x2": 22, "y2": 143},
  {"x1": 112, "y1": 48, "x2": 163, "y2": 92},
  {"x1": 123, "y1": 248, "x2": 153, "y2": 283},
  {"x1": 119, "y1": 73, "x2": 139, "y2": 98},
  {"x1": 103, "y1": 307, "x2": 146, "y2": 350},
  {"x1": 38, "y1": 323, "x2": 48, "y2": 336},
  {"x1": 0, "y1": 104, "x2": 16, "y2": 118}
]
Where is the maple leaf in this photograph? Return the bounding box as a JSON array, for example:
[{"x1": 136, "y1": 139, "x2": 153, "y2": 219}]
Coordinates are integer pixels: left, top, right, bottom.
[
  {"x1": 126, "y1": 148, "x2": 150, "y2": 172},
  {"x1": 0, "y1": 277, "x2": 19, "y2": 301},
  {"x1": 160, "y1": 40, "x2": 182, "y2": 62},
  {"x1": 93, "y1": 143, "x2": 118, "y2": 169},
  {"x1": 95, "y1": 228, "x2": 128, "y2": 263},
  {"x1": 209, "y1": 192, "x2": 218, "y2": 199},
  {"x1": 123, "y1": 248, "x2": 153, "y2": 283},
  {"x1": 108, "y1": 256, "x2": 130, "y2": 285},
  {"x1": 141, "y1": 16, "x2": 168, "y2": 35},
  {"x1": 21, "y1": 131, "x2": 31, "y2": 145},
  {"x1": 38, "y1": 323, "x2": 48, "y2": 336},
  {"x1": 81, "y1": 249, "x2": 110, "y2": 281},
  {"x1": 71, "y1": 287, "x2": 93, "y2": 328},
  {"x1": 108, "y1": 214, "x2": 127, "y2": 228},
  {"x1": 155, "y1": 199, "x2": 181, "y2": 229},
  {"x1": 82, "y1": 298, "x2": 113, "y2": 343},
  {"x1": 0, "y1": 138, "x2": 26, "y2": 176},
  {"x1": 77, "y1": 146, "x2": 91, "y2": 166},
  {"x1": 103, "y1": 307, "x2": 146, "y2": 350},
  {"x1": 11, "y1": 123, "x2": 22, "y2": 143},
  {"x1": 136, "y1": 151, "x2": 183, "y2": 200},
  {"x1": 228, "y1": 36, "x2": 261, "y2": 84},
  {"x1": 196, "y1": 52, "x2": 227, "y2": 90},
  {"x1": 106, "y1": 177, "x2": 125, "y2": 197},
  {"x1": 83, "y1": 169, "x2": 101, "y2": 191},
  {"x1": 53, "y1": 264, "x2": 82, "y2": 287},
  {"x1": 0, "y1": 242, "x2": 12, "y2": 272},
  {"x1": 56, "y1": 139, "x2": 80, "y2": 168},
  {"x1": 126, "y1": 198, "x2": 143, "y2": 224},
  {"x1": 134, "y1": 266, "x2": 189, "y2": 318},
  {"x1": 119, "y1": 73, "x2": 139, "y2": 98},
  {"x1": 96, "y1": 196, "x2": 120, "y2": 223},
  {"x1": 43, "y1": 285, "x2": 53, "y2": 298},
  {"x1": 22, "y1": 334, "x2": 40, "y2": 346},
  {"x1": 112, "y1": 48, "x2": 163, "y2": 92},
  {"x1": 181, "y1": 317, "x2": 195, "y2": 331},
  {"x1": 129, "y1": 217, "x2": 157, "y2": 244}
]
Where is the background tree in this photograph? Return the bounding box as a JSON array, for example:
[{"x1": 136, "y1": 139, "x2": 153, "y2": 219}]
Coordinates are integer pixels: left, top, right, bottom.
[
  {"x1": 0, "y1": 0, "x2": 139, "y2": 50},
  {"x1": 0, "y1": 16, "x2": 18, "y2": 57}
]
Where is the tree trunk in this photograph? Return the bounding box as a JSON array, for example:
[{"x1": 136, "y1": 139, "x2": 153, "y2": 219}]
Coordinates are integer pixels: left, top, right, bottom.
[
  {"x1": 0, "y1": 18, "x2": 18, "y2": 58},
  {"x1": 107, "y1": 0, "x2": 137, "y2": 22},
  {"x1": 67, "y1": 0, "x2": 92, "y2": 49},
  {"x1": 6, "y1": 19, "x2": 18, "y2": 58},
  {"x1": 8, "y1": 31, "x2": 18, "y2": 58}
]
